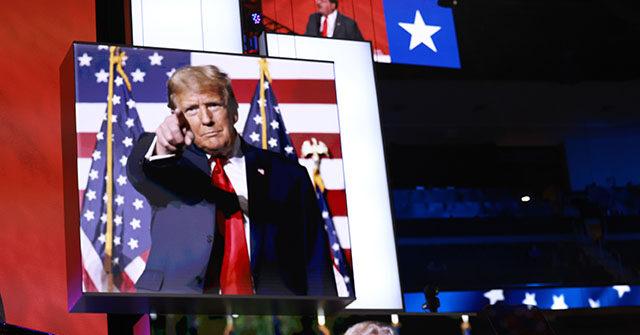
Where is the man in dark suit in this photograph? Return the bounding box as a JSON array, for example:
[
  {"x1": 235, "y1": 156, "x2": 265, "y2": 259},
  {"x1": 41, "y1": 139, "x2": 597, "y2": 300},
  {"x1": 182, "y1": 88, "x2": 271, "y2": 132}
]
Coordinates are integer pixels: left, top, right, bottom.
[
  {"x1": 127, "y1": 65, "x2": 336, "y2": 296},
  {"x1": 304, "y1": 0, "x2": 363, "y2": 41}
]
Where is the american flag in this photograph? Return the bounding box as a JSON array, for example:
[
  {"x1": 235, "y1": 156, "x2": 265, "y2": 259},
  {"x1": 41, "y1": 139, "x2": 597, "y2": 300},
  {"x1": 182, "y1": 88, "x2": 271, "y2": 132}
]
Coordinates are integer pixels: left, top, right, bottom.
[
  {"x1": 76, "y1": 46, "x2": 153, "y2": 292},
  {"x1": 241, "y1": 59, "x2": 297, "y2": 159},
  {"x1": 241, "y1": 62, "x2": 353, "y2": 296},
  {"x1": 73, "y1": 43, "x2": 353, "y2": 293}
]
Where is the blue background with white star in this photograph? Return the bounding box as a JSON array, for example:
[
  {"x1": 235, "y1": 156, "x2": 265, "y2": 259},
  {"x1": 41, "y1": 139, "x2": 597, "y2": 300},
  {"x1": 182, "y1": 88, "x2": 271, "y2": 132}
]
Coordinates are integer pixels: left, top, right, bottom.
[
  {"x1": 404, "y1": 285, "x2": 640, "y2": 312},
  {"x1": 383, "y1": 0, "x2": 461, "y2": 68}
]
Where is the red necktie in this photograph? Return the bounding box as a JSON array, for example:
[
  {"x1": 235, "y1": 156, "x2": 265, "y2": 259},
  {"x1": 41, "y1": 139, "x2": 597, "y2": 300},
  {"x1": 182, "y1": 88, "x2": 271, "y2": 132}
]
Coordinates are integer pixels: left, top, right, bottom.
[
  {"x1": 321, "y1": 15, "x2": 328, "y2": 37},
  {"x1": 210, "y1": 157, "x2": 253, "y2": 295}
]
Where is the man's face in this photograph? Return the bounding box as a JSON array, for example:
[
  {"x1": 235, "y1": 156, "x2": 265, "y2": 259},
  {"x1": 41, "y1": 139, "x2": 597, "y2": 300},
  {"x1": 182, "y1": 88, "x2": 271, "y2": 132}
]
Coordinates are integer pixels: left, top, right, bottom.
[
  {"x1": 316, "y1": 0, "x2": 336, "y2": 16},
  {"x1": 174, "y1": 90, "x2": 238, "y2": 156}
]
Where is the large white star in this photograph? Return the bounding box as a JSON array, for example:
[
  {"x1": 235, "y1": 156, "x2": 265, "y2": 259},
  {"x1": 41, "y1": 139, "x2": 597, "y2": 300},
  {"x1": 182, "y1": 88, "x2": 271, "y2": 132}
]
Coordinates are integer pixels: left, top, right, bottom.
[
  {"x1": 588, "y1": 298, "x2": 600, "y2": 308},
  {"x1": 115, "y1": 194, "x2": 124, "y2": 206},
  {"x1": 95, "y1": 69, "x2": 109, "y2": 83},
  {"x1": 114, "y1": 76, "x2": 124, "y2": 87},
  {"x1": 127, "y1": 238, "x2": 139, "y2": 250},
  {"x1": 398, "y1": 10, "x2": 441, "y2": 52},
  {"x1": 114, "y1": 215, "x2": 123, "y2": 226},
  {"x1": 114, "y1": 236, "x2": 121, "y2": 246},
  {"x1": 130, "y1": 68, "x2": 146, "y2": 82},
  {"x1": 249, "y1": 131, "x2": 260, "y2": 142},
  {"x1": 551, "y1": 294, "x2": 568, "y2": 310},
  {"x1": 270, "y1": 120, "x2": 279, "y2": 130},
  {"x1": 148, "y1": 52, "x2": 164, "y2": 65},
  {"x1": 253, "y1": 115, "x2": 262, "y2": 125},
  {"x1": 111, "y1": 94, "x2": 121, "y2": 105},
  {"x1": 98, "y1": 233, "x2": 106, "y2": 244},
  {"x1": 132, "y1": 198, "x2": 144, "y2": 210},
  {"x1": 129, "y1": 218, "x2": 141, "y2": 230},
  {"x1": 119, "y1": 155, "x2": 128, "y2": 167},
  {"x1": 78, "y1": 53, "x2": 92, "y2": 66},
  {"x1": 125, "y1": 118, "x2": 134, "y2": 128},
  {"x1": 96, "y1": 132, "x2": 104, "y2": 141},
  {"x1": 100, "y1": 213, "x2": 107, "y2": 223},
  {"x1": 613, "y1": 285, "x2": 631, "y2": 298},
  {"x1": 522, "y1": 292, "x2": 537, "y2": 306},
  {"x1": 83, "y1": 190, "x2": 96, "y2": 202},
  {"x1": 92, "y1": 150, "x2": 101, "y2": 161},
  {"x1": 483, "y1": 289, "x2": 504, "y2": 305}
]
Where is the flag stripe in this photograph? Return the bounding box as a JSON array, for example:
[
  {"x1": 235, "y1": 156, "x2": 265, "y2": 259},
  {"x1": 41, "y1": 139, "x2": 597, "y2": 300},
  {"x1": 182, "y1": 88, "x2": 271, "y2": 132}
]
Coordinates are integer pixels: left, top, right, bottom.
[
  {"x1": 333, "y1": 216, "x2": 351, "y2": 249},
  {"x1": 299, "y1": 159, "x2": 345, "y2": 190},
  {"x1": 75, "y1": 103, "x2": 341, "y2": 134},
  {"x1": 190, "y1": 52, "x2": 336, "y2": 80},
  {"x1": 80, "y1": 228, "x2": 106, "y2": 292},
  {"x1": 233, "y1": 80, "x2": 337, "y2": 104},
  {"x1": 77, "y1": 132, "x2": 344, "y2": 159},
  {"x1": 77, "y1": 80, "x2": 337, "y2": 104},
  {"x1": 325, "y1": 190, "x2": 348, "y2": 217}
]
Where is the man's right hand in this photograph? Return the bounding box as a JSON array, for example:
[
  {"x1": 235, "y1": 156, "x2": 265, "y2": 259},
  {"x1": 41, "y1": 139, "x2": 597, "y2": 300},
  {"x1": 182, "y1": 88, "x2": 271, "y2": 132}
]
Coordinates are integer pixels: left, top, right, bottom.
[{"x1": 155, "y1": 112, "x2": 195, "y2": 155}]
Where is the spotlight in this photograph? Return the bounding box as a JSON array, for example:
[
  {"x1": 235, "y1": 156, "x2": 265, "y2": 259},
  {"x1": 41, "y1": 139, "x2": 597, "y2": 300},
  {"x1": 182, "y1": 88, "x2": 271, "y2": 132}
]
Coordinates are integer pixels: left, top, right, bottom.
[
  {"x1": 521, "y1": 195, "x2": 531, "y2": 203},
  {"x1": 391, "y1": 314, "x2": 400, "y2": 327}
]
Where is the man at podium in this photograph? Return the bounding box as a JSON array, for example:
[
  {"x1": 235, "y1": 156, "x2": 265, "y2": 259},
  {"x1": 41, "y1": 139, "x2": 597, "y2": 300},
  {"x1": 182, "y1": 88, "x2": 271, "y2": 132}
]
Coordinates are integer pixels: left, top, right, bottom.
[{"x1": 304, "y1": 0, "x2": 363, "y2": 41}]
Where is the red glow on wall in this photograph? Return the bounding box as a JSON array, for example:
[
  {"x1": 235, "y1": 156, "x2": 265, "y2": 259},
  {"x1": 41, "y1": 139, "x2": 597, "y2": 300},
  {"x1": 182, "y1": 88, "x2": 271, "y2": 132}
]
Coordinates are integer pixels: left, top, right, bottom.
[{"x1": 0, "y1": 0, "x2": 107, "y2": 334}]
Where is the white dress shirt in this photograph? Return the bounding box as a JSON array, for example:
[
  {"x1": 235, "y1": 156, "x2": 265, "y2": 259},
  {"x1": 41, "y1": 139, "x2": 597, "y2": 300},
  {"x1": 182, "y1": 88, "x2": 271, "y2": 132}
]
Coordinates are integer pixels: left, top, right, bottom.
[
  {"x1": 145, "y1": 135, "x2": 251, "y2": 258},
  {"x1": 320, "y1": 10, "x2": 338, "y2": 37}
]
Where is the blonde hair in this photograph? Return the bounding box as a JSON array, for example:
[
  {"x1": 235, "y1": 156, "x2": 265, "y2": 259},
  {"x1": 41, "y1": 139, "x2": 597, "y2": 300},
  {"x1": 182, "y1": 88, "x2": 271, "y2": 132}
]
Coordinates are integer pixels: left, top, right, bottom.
[
  {"x1": 344, "y1": 321, "x2": 396, "y2": 335},
  {"x1": 166, "y1": 65, "x2": 238, "y2": 114}
]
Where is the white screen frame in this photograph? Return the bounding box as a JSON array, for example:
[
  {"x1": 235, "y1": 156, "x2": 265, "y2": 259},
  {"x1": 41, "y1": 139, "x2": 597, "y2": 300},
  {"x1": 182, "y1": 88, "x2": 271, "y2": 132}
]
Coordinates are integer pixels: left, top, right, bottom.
[
  {"x1": 266, "y1": 33, "x2": 403, "y2": 311},
  {"x1": 130, "y1": 0, "x2": 243, "y2": 53}
]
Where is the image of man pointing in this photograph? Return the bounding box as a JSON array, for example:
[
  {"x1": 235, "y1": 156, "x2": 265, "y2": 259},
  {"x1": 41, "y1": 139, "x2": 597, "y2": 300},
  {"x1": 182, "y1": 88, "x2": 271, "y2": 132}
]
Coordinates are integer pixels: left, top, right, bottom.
[{"x1": 127, "y1": 65, "x2": 337, "y2": 296}]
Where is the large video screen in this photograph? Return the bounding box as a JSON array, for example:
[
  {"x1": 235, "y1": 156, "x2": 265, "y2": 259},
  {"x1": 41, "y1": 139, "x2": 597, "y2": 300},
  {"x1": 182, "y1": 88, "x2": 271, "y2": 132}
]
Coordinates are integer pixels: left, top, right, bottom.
[
  {"x1": 260, "y1": 0, "x2": 460, "y2": 68},
  {"x1": 64, "y1": 43, "x2": 356, "y2": 308}
]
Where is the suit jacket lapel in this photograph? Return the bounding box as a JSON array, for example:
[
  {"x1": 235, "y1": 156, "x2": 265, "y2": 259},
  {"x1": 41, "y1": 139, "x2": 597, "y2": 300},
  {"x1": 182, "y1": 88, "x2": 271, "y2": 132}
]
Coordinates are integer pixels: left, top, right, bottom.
[
  {"x1": 183, "y1": 144, "x2": 211, "y2": 176},
  {"x1": 242, "y1": 141, "x2": 269, "y2": 272}
]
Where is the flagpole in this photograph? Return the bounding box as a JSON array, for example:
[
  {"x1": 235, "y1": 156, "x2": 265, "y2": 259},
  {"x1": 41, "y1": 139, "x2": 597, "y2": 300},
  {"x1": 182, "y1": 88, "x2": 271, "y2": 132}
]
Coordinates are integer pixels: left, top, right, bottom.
[
  {"x1": 259, "y1": 59, "x2": 268, "y2": 149},
  {"x1": 103, "y1": 47, "x2": 132, "y2": 293},
  {"x1": 104, "y1": 46, "x2": 117, "y2": 292}
]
